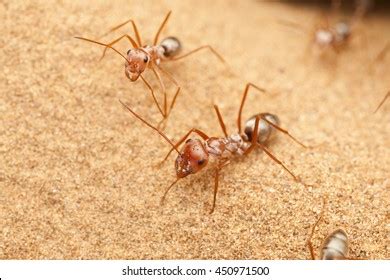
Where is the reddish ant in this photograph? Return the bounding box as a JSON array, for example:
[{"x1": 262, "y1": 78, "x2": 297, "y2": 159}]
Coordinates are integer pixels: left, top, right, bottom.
[
  {"x1": 374, "y1": 91, "x2": 389, "y2": 113},
  {"x1": 120, "y1": 83, "x2": 307, "y2": 214},
  {"x1": 75, "y1": 11, "x2": 225, "y2": 121},
  {"x1": 307, "y1": 199, "x2": 358, "y2": 260}
]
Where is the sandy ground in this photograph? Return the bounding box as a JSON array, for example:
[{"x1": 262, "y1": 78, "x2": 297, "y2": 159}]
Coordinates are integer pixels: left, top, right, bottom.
[{"x1": 0, "y1": 0, "x2": 389, "y2": 259}]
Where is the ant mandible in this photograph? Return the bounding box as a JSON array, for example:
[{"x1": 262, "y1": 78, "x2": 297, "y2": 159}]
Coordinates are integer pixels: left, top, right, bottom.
[
  {"x1": 76, "y1": 11, "x2": 225, "y2": 121},
  {"x1": 120, "y1": 83, "x2": 307, "y2": 214}
]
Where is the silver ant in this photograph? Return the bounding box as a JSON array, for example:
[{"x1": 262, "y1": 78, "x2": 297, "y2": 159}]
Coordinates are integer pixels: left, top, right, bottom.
[
  {"x1": 76, "y1": 11, "x2": 225, "y2": 121},
  {"x1": 307, "y1": 199, "x2": 358, "y2": 260},
  {"x1": 279, "y1": 0, "x2": 370, "y2": 54},
  {"x1": 120, "y1": 83, "x2": 307, "y2": 214}
]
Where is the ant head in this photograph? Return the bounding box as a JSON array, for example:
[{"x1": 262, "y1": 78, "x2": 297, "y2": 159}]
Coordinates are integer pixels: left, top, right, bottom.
[
  {"x1": 125, "y1": 49, "x2": 150, "y2": 81},
  {"x1": 175, "y1": 138, "x2": 209, "y2": 178}
]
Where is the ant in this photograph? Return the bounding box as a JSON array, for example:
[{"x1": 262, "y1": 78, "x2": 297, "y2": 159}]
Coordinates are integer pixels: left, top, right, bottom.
[
  {"x1": 307, "y1": 198, "x2": 357, "y2": 260},
  {"x1": 75, "y1": 11, "x2": 225, "y2": 121},
  {"x1": 374, "y1": 91, "x2": 389, "y2": 113},
  {"x1": 279, "y1": 0, "x2": 369, "y2": 54},
  {"x1": 120, "y1": 83, "x2": 307, "y2": 214}
]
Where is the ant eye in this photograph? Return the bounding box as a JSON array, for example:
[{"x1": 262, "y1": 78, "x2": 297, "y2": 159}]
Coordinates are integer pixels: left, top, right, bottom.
[
  {"x1": 197, "y1": 159, "x2": 205, "y2": 166},
  {"x1": 143, "y1": 56, "x2": 149, "y2": 63},
  {"x1": 127, "y1": 49, "x2": 131, "y2": 55}
]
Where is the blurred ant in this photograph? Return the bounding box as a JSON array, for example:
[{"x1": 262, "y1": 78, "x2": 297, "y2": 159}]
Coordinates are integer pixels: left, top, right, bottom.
[
  {"x1": 307, "y1": 198, "x2": 358, "y2": 260},
  {"x1": 374, "y1": 91, "x2": 389, "y2": 113},
  {"x1": 120, "y1": 83, "x2": 307, "y2": 214},
  {"x1": 76, "y1": 11, "x2": 225, "y2": 121},
  {"x1": 279, "y1": 0, "x2": 370, "y2": 54}
]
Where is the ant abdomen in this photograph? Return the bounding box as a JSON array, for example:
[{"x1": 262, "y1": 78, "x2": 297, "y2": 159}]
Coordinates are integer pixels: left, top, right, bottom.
[
  {"x1": 321, "y1": 229, "x2": 349, "y2": 260},
  {"x1": 334, "y1": 21, "x2": 351, "y2": 43},
  {"x1": 244, "y1": 113, "x2": 280, "y2": 144},
  {"x1": 160, "y1": 36, "x2": 182, "y2": 57}
]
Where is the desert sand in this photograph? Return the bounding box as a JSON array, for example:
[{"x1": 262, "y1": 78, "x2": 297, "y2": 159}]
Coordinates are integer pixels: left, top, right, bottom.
[{"x1": 1, "y1": 0, "x2": 389, "y2": 259}]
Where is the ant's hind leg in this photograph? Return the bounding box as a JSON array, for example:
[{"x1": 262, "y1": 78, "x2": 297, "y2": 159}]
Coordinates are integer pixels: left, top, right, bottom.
[
  {"x1": 169, "y1": 45, "x2": 226, "y2": 64},
  {"x1": 237, "y1": 83, "x2": 267, "y2": 134},
  {"x1": 260, "y1": 114, "x2": 308, "y2": 148},
  {"x1": 256, "y1": 143, "x2": 300, "y2": 182}
]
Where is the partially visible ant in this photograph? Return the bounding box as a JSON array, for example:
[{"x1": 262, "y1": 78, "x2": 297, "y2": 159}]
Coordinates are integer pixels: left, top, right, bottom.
[
  {"x1": 120, "y1": 83, "x2": 307, "y2": 214},
  {"x1": 279, "y1": 0, "x2": 370, "y2": 54},
  {"x1": 307, "y1": 198, "x2": 358, "y2": 260},
  {"x1": 76, "y1": 11, "x2": 226, "y2": 121},
  {"x1": 374, "y1": 91, "x2": 389, "y2": 113}
]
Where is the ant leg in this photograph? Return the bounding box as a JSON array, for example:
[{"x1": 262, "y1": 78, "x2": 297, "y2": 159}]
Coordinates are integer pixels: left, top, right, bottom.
[
  {"x1": 375, "y1": 42, "x2": 390, "y2": 62},
  {"x1": 242, "y1": 115, "x2": 301, "y2": 182},
  {"x1": 153, "y1": 11, "x2": 172, "y2": 45},
  {"x1": 99, "y1": 35, "x2": 139, "y2": 61},
  {"x1": 256, "y1": 142, "x2": 299, "y2": 182},
  {"x1": 374, "y1": 91, "x2": 390, "y2": 113},
  {"x1": 243, "y1": 115, "x2": 262, "y2": 156},
  {"x1": 167, "y1": 87, "x2": 181, "y2": 118},
  {"x1": 209, "y1": 160, "x2": 230, "y2": 214},
  {"x1": 213, "y1": 105, "x2": 228, "y2": 137},
  {"x1": 276, "y1": 19, "x2": 309, "y2": 35},
  {"x1": 151, "y1": 65, "x2": 168, "y2": 117},
  {"x1": 259, "y1": 114, "x2": 307, "y2": 148},
  {"x1": 160, "y1": 128, "x2": 210, "y2": 164},
  {"x1": 75, "y1": 37, "x2": 132, "y2": 63},
  {"x1": 100, "y1": 19, "x2": 142, "y2": 46},
  {"x1": 169, "y1": 45, "x2": 226, "y2": 64},
  {"x1": 237, "y1": 83, "x2": 267, "y2": 134},
  {"x1": 210, "y1": 167, "x2": 220, "y2": 214},
  {"x1": 307, "y1": 197, "x2": 326, "y2": 260},
  {"x1": 139, "y1": 74, "x2": 165, "y2": 118},
  {"x1": 155, "y1": 65, "x2": 181, "y2": 117}
]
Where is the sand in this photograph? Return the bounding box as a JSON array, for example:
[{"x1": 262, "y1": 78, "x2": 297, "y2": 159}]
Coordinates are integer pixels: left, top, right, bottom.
[{"x1": 0, "y1": 0, "x2": 389, "y2": 259}]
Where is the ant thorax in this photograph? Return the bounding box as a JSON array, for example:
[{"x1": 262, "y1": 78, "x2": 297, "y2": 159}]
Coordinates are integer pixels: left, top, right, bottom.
[
  {"x1": 141, "y1": 45, "x2": 165, "y2": 65},
  {"x1": 321, "y1": 229, "x2": 349, "y2": 260},
  {"x1": 206, "y1": 134, "x2": 249, "y2": 158}
]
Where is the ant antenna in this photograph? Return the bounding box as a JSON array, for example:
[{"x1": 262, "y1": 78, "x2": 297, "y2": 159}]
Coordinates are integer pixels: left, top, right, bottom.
[
  {"x1": 160, "y1": 177, "x2": 180, "y2": 205},
  {"x1": 74, "y1": 37, "x2": 132, "y2": 64},
  {"x1": 119, "y1": 100, "x2": 180, "y2": 154}
]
